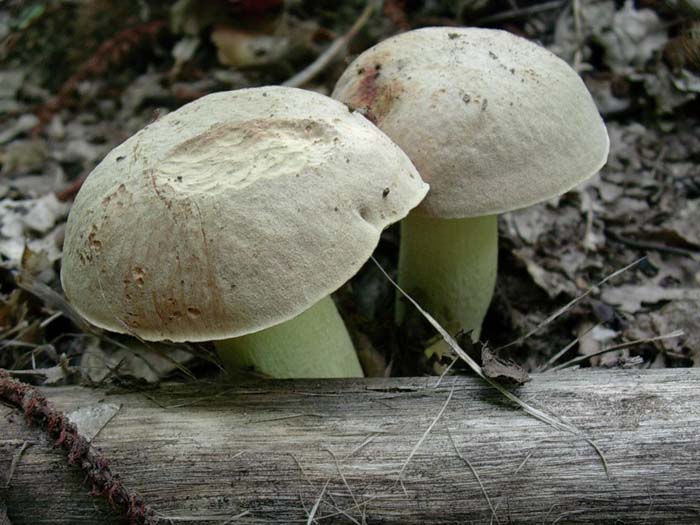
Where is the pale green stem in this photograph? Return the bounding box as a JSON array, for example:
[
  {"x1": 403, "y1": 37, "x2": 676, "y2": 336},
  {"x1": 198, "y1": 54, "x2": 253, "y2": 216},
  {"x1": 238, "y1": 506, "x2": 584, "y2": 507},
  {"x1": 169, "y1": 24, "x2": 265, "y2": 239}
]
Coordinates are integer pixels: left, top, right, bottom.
[
  {"x1": 215, "y1": 295, "x2": 363, "y2": 378},
  {"x1": 396, "y1": 212, "x2": 498, "y2": 342}
]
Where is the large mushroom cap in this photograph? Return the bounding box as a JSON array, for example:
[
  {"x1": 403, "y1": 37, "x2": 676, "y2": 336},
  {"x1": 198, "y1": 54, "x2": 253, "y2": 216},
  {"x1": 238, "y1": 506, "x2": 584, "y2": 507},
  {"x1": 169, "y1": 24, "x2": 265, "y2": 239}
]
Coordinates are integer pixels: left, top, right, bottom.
[
  {"x1": 333, "y1": 27, "x2": 610, "y2": 218},
  {"x1": 61, "y1": 87, "x2": 428, "y2": 342}
]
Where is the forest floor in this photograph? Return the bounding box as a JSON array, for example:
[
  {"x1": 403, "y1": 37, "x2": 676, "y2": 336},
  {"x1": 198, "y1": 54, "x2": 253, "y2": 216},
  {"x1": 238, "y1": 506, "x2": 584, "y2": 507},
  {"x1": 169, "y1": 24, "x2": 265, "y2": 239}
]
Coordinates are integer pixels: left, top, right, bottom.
[{"x1": 1, "y1": 0, "x2": 699, "y2": 385}]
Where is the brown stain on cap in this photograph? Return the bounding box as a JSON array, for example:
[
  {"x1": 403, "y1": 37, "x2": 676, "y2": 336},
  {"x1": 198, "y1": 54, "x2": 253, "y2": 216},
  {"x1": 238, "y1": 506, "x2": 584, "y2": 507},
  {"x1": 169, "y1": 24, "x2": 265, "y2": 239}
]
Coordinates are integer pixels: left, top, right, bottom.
[{"x1": 347, "y1": 62, "x2": 403, "y2": 125}]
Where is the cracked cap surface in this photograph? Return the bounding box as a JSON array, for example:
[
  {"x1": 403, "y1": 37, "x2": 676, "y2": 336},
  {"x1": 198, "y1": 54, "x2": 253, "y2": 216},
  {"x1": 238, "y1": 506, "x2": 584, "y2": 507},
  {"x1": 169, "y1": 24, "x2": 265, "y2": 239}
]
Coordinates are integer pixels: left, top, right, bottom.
[{"x1": 61, "y1": 87, "x2": 428, "y2": 342}]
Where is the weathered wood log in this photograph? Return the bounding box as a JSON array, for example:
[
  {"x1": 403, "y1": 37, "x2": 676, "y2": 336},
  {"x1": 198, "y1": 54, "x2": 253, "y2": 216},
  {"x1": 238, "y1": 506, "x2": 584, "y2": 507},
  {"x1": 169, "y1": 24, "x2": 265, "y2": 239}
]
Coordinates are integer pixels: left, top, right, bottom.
[{"x1": 2, "y1": 369, "x2": 700, "y2": 524}]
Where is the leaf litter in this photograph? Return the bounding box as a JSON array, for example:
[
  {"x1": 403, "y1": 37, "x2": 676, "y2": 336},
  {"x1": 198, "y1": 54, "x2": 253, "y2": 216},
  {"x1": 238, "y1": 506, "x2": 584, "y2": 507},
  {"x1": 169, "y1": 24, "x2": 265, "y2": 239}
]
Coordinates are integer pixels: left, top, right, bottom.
[
  {"x1": 0, "y1": 4, "x2": 698, "y2": 524},
  {"x1": 0, "y1": 0, "x2": 697, "y2": 384}
]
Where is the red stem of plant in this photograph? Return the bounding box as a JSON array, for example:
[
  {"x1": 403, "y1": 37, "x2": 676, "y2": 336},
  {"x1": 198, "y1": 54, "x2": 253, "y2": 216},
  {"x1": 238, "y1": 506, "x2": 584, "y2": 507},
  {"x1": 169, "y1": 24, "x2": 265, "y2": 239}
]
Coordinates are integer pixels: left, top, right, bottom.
[{"x1": 0, "y1": 369, "x2": 157, "y2": 524}]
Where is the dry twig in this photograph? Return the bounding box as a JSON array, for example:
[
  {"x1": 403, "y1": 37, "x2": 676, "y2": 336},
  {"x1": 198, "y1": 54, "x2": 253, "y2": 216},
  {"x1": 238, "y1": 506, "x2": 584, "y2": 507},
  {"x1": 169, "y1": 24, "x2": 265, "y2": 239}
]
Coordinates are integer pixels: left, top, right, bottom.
[{"x1": 283, "y1": 2, "x2": 375, "y2": 88}]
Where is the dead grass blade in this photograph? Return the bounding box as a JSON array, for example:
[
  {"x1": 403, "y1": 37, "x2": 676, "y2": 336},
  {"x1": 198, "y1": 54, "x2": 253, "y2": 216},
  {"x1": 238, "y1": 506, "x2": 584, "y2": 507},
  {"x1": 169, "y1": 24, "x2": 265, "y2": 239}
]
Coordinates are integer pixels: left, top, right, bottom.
[
  {"x1": 546, "y1": 330, "x2": 684, "y2": 372},
  {"x1": 307, "y1": 479, "x2": 330, "y2": 525},
  {"x1": 538, "y1": 322, "x2": 602, "y2": 372},
  {"x1": 4, "y1": 441, "x2": 32, "y2": 488},
  {"x1": 495, "y1": 257, "x2": 646, "y2": 352},
  {"x1": 315, "y1": 387, "x2": 456, "y2": 521},
  {"x1": 396, "y1": 384, "x2": 455, "y2": 482},
  {"x1": 448, "y1": 428, "x2": 499, "y2": 523},
  {"x1": 371, "y1": 257, "x2": 611, "y2": 478},
  {"x1": 15, "y1": 271, "x2": 95, "y2": 336},
  {"x1": 323, "y1": 447, "x2": 364, "y2": 525}
]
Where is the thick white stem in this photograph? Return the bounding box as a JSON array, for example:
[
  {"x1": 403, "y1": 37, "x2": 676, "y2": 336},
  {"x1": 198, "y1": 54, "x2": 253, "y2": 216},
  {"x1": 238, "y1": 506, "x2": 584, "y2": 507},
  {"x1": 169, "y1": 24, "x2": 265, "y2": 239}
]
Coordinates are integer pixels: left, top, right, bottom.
[
  {"x1": 215, "y1": 296, "x2": 363, "y2": 378},
  {"x1": 396, "y1": 213, "x2": 498, "y2": 341}
]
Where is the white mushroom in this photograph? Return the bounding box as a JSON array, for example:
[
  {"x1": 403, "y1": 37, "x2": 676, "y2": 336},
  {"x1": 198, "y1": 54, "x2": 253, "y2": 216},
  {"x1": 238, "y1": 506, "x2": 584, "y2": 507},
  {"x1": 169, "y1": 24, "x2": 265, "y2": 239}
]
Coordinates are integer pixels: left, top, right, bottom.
[
  {"x1": 61, "y1": 86, "x2": 428, "y2": 378},
  {"x1": 333, "y1": 27, "x2": 609, "y2": 341}
]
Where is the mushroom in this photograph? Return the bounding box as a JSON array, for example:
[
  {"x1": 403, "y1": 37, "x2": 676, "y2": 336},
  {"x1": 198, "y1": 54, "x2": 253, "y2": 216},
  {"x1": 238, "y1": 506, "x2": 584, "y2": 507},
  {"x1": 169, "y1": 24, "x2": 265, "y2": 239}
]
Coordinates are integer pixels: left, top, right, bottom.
[
  {"x1": 333, "y1": 27, "x2": 609, "y2": 341},
  {"x1": 61, "y1": 86, "x2": 428, "y2": 378}
]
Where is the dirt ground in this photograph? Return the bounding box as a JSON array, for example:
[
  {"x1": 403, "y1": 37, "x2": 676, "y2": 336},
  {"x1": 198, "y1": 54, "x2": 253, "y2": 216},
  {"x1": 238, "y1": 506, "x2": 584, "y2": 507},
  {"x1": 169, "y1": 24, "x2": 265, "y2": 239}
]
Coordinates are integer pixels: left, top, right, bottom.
[{"x1": 0, "y1": 0, "x2": 698, "y2": 385}]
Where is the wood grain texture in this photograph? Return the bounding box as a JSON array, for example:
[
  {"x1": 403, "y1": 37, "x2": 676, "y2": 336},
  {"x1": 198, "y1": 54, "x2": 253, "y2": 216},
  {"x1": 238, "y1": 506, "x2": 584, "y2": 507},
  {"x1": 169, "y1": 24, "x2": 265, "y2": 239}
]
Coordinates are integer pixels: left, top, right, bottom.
[{"x1": 2, "y1": 369, "x2": 700, "y2": 524}]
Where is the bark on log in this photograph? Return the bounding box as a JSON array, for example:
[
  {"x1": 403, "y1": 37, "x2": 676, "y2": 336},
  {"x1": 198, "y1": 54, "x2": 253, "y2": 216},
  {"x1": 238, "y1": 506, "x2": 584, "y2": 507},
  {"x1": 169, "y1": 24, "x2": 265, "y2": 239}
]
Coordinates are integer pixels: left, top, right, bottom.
[{"x1": 2, "y1": 369, "x2": 700, "y2": 524}]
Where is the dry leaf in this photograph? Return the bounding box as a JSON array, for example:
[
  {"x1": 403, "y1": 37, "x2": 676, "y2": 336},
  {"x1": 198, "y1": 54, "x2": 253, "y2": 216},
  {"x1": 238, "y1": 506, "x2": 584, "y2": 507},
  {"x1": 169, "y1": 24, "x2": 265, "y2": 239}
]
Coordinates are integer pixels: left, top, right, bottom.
[
  {"x1": 577, "y1": 322, "x2": 620, "y2": 367},
  {"x1": 212, "y1": 26, "x2": 287, "y2": 68},
  {"x1": 502, "y1": 205, "x2": 555, "y2": 245},
  {"x1": 665, "y1": 199, "x2": 700, "y2": 246},
  {"x1": 602, "y1": 285, "x2": 700, "y2": 313},
  {"x1": 1, "y1": 140, "x2": 48, "y2": 175},
  {"x1": 512, "y1": 248, "x2": 577, "y2": 298},
  {"x1": 595, "y1": 0, "x2": 667, "y2": 73},
  {"x1": 0, "y1": 194, "x2": 68, "y2": 266},
  {"x1": 651, "y1": 300, "x2": 700, "y2": 364},
  {"x1": 80, "y1": 336, "x2": 193, "y2": 383},
  {"x1": 481, "y1": 346, "x2": 530, "y2": 385}
]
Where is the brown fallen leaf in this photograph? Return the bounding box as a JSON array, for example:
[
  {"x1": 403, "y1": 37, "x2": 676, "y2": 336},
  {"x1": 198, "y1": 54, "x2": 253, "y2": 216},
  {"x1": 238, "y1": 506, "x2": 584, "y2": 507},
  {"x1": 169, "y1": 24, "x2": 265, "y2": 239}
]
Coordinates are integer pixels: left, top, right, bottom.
[{"x1": 481, "y1": 346, "x2": 530, "y2": 386}]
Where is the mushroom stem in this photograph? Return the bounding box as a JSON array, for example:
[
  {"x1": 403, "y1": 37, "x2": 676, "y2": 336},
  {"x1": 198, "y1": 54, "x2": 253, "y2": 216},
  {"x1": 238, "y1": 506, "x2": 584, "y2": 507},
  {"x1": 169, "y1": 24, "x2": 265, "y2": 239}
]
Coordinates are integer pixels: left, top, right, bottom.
[
  {"x1": 396, "y1": 212, "x2": 498, "y2": 341},
  {"x1": 215, "y1": 296, "x2": 364, "y2": 378}
]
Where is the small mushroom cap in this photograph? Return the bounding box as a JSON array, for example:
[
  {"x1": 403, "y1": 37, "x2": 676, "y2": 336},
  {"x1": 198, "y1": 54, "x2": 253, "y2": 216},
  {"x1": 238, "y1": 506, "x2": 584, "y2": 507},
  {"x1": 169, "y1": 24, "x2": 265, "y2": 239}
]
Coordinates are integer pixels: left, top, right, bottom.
[
  {"x1": 333, "y1": 27, "x2": 610, "y2": 219},
  {"x1": 61, "y1": 87, "x2": 428, "y2": 342}
]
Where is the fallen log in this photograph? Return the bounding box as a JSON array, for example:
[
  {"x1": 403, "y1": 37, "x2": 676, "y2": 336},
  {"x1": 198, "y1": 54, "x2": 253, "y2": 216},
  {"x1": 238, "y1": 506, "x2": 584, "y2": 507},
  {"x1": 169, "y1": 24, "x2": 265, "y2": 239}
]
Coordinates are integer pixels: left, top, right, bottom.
[{"x1": 2, "y1": 369, "x2": 700, "y2": 524}]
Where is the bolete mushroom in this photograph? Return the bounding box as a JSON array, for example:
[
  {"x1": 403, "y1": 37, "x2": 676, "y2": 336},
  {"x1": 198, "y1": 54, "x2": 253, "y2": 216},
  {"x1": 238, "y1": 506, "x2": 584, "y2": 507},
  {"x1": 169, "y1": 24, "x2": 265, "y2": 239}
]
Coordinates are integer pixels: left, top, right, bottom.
[
  {"x1": 61, "y1": 86, "x2": 428, "y2": 378},
  {"x1": 333, "y1": 27, "x2": 609, "y2": 341}
]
